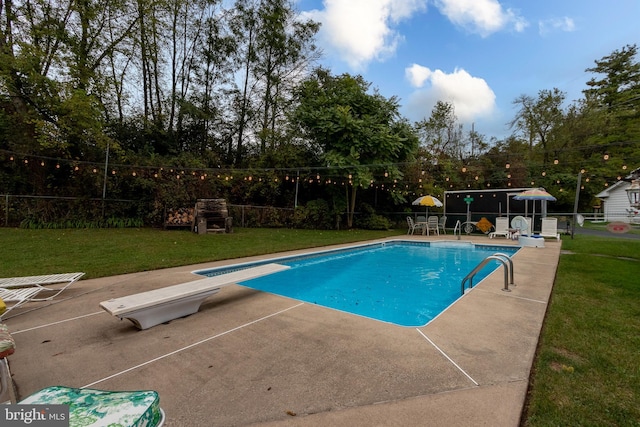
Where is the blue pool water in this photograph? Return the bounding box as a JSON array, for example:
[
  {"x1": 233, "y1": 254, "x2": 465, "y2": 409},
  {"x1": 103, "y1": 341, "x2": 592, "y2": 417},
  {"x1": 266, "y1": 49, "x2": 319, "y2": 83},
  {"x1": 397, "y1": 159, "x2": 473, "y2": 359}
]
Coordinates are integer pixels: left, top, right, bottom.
[{"x1": 197, "y1": 241, "x2": 518, "y2": 327}]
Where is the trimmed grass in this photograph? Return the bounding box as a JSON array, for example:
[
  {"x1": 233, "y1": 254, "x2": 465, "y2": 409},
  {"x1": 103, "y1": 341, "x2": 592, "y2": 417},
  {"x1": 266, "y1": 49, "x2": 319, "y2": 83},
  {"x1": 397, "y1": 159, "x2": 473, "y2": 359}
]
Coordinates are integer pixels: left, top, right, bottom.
[
  {"x1": 523, "y1": 235, "x2": 640, "y2": 426},
  {"x1": 0, "y1": 227, "x2": 637, "y2": 425},
  {"x1": 0, "y1": 227, "x2": 401, "y2": 279}
]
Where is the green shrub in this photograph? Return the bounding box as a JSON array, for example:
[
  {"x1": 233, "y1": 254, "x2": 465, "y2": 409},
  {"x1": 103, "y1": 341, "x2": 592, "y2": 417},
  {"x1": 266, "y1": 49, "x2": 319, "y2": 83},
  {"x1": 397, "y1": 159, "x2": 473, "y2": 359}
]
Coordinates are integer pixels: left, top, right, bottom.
[{"x1": 292, "y1": 199, "x2": 333, "y2": 229}]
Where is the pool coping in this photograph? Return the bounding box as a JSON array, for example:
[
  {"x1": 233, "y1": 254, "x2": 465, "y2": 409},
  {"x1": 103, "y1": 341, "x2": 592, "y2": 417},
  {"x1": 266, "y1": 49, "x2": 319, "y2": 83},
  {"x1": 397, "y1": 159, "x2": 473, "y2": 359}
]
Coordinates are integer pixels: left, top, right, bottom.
[{"x1": 4, "y1": 234, "x2": 561, "y2": 426}]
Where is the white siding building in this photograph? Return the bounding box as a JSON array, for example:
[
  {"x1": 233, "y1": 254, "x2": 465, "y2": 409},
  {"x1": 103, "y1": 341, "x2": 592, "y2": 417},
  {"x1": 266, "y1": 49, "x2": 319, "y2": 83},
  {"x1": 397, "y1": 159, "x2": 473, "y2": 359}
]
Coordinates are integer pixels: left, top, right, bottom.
[{"x1": 595, "y1": 170, "x2": 640, "y2": 223}]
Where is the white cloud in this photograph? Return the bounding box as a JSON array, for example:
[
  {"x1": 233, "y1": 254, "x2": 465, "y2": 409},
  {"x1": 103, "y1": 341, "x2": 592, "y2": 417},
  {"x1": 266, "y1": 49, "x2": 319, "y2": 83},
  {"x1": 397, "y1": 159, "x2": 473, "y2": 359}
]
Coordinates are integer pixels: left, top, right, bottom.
[
  {"x1": 405, "y1": 64, "x2": 432, "y2": 88},
  {"x1": 539, "y1": 17, "x2": 576, "y2": 36},
  {"x1": 300, "y1": 0, "x2": 427, "y2": 70},
  {"x1": 434, "y1": 0, "x2": 528, "y2": 37},
  {"x1": 404, "y1": 65, "x2": 496, "y2": 123}
]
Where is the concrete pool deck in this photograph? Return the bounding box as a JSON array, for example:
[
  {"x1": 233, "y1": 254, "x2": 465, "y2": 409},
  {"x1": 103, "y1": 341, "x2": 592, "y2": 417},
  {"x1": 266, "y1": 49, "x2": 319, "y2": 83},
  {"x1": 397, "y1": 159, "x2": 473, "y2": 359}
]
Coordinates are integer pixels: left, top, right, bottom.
[{"x1": 3, "y1": 234, "x2": 561, "y2": 426}]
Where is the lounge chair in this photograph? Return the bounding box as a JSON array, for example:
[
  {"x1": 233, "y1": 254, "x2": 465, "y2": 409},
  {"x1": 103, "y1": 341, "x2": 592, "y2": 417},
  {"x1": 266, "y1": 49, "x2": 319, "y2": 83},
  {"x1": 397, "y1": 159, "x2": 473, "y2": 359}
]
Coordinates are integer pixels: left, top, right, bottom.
[
  {"x1": 0, "y1": 272, "x2": 85, "y2": 319},
  {"x1": 489, "y1": 217, "x2": 510, "y2": 239},
  {"x1": 540, "y1": 217, "x2": 561, "y2": 240},
  {"x1": 19, "y1": 386, "x2": 165, "y2": 426},
  {"x1": 406, "y1": 217, "x2": 426, "y2": 235},
  {"x1": 0, "y1": 272, "x2": 85, "y2": 301},
  {"x1": 0, "y1": 287, "x2": 46, "y2": 320}
]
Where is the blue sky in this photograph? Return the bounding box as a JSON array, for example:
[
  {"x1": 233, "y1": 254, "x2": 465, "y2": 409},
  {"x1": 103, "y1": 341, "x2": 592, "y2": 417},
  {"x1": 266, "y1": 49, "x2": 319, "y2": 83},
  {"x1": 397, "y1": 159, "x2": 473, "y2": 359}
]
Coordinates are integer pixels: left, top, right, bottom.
[{"x1": 295, "y1": 0, "x2": 639, "y2": 139}]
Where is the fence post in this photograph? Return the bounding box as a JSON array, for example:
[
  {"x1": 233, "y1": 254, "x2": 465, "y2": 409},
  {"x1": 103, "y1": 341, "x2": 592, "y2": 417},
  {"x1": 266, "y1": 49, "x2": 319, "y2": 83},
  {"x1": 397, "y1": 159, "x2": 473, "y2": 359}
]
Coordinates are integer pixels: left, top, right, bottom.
[{"x1": 4, "y1": 194, "x2": 8, "y2": 227}]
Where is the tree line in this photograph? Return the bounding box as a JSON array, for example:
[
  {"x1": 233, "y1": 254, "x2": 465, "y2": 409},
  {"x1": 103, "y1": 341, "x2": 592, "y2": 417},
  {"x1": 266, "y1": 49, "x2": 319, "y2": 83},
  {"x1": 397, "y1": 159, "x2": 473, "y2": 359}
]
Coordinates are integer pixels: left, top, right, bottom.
[{"x1": 1, "y1": 0, "x2": 639, "y2": 228}]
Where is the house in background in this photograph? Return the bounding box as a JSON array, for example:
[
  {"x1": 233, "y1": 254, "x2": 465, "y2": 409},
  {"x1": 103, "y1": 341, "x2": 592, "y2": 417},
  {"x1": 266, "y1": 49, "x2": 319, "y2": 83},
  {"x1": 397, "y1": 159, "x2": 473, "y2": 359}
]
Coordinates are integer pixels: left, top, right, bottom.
[{"x1": 595, "y1": 168, "x2": 640, "y2": 223}]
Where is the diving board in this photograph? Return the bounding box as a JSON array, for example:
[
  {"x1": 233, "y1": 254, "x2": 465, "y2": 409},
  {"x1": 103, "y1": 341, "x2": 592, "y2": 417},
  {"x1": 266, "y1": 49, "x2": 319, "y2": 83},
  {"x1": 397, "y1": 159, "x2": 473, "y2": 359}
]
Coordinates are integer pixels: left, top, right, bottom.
[{"x1": 100, "y1": 263, "x2": 290, "y2": 329}]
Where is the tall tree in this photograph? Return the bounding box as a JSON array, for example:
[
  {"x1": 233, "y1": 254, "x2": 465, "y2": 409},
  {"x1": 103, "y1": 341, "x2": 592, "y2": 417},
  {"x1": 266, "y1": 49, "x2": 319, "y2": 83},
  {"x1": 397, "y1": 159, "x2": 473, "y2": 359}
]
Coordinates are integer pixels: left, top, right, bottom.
[
  {"x1": 510, "y1": 88, "x2": 565, "y2": 164},
  {"x1": 414, "y1": 100, "x2": 467, "y2": 179},
  {"x1": 583, "y1": 44, "x2": 640, "y2": 144},
  {"x1": 291, "y1": 69, "x2": 418, "y2": 227}
]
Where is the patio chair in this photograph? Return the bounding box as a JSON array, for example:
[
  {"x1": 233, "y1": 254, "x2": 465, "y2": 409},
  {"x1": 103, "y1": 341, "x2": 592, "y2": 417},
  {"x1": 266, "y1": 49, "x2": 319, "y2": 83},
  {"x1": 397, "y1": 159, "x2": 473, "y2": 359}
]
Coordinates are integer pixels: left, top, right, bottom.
[
  {"x1": 438, "y1": 216, "x2": 447, "y2": 234},
  {"x1": 489, "y1": 217, "x2": 510, "y2": 239},
  {"x1": 540, "y1": 217, "x2": 560, "y2": 240},
  {"x1": 406, "y1": 216, "x2": 426, "y2": 235},
  {"x1": 18, "y1": 386, "x2": 165, "y2": 426},
  {"x1": 427, "y1": 216, "x2": 439, "y2": 235}
]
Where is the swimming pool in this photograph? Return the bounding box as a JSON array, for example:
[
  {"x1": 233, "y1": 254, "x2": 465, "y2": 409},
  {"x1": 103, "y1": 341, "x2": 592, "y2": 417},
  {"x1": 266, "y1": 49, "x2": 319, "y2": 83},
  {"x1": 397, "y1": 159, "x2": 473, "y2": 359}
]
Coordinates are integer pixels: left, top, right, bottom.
[{"x1": 195, "y1": 241, "x2": 518, "y2": 327}]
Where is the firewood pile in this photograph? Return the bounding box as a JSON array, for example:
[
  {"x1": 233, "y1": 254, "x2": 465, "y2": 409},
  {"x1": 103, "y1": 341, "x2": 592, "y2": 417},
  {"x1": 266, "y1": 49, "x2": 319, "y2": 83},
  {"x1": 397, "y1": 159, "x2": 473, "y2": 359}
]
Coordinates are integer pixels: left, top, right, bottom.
[{"x1": 165, "y1": 207, "x2": 194, "y2": 227}]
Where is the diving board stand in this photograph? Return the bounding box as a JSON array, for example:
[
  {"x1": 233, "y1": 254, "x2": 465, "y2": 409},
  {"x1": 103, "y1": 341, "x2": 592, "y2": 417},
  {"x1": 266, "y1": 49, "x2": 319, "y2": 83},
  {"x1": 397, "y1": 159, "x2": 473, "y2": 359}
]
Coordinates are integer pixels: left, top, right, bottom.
[{"x1": 100, "y1": 263, "x2": 290, "y2": 329}]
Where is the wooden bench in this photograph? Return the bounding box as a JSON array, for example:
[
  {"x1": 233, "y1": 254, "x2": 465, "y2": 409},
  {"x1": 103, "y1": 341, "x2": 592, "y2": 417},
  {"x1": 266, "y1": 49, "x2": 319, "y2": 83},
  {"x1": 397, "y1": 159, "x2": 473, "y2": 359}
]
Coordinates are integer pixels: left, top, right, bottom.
[{"x1": 100, "y1": 263, "x2": 290, "y2": 329}]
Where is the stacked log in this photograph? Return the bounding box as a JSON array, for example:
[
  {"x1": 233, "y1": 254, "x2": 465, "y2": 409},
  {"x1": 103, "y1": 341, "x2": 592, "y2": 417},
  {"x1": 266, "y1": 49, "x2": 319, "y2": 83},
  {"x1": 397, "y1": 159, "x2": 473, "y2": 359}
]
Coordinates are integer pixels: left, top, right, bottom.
[{"x1": 165, "y1": 208, "x2": 194, "y2": 227}]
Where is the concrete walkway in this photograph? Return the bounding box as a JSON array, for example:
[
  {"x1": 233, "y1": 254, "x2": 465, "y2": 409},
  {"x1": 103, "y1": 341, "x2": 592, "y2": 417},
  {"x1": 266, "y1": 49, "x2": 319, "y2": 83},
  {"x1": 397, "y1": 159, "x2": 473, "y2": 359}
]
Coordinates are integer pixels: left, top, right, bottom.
[{"x1": 3, "y1": 235, "x2": 561, "y2": 426}]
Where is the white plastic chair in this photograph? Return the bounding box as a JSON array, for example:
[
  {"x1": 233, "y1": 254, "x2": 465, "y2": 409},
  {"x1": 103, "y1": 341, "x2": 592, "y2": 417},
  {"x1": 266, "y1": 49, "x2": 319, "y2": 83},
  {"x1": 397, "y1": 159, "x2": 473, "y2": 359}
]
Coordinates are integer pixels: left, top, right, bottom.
[
  {"x1": 406, "y1": 217, "x2": 426, "y2": 235},
  {"x1": 427, "y1": 216, "x2": 439, "y2": 235},
  {"x1": 540, "y1": 217, "x2": 560, "y2": 240},
  {"x1": 438, "y1": 216, "x2": 447, "y2": 234},
  {"x1": 489, "y1": 217, "x2": 510, "y2": 239}
]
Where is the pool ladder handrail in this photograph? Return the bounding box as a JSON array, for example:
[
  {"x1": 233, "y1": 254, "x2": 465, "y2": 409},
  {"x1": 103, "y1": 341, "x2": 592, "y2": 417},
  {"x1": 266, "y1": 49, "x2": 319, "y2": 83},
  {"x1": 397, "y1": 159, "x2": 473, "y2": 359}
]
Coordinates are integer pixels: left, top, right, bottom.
[
  {"x1": 461, "y1": 253, "x2": 514, "y2": 295},
  {"x1": 453, "y1": 220, "x2": 462, "y2": 239}
]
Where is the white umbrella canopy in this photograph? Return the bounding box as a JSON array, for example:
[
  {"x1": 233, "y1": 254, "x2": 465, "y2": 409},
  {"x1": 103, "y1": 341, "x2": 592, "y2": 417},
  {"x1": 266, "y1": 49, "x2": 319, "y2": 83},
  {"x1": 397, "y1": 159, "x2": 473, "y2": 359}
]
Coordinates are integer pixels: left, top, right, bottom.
[
  {"x1": 513, "y1": 188, "x2": 556, "y2": 232},
  {"x1": 412, "y1": 195, "x2": 443, "y2": 217}
]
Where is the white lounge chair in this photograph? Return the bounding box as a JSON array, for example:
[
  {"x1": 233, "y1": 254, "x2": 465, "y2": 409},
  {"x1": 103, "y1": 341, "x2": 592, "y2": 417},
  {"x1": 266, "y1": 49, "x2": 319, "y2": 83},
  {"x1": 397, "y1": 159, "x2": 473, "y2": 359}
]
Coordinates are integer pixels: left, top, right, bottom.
[
  {"x1": 0, "y1": 287, "x2": 45, "y2": 320},
  {"x1": 0, "y1": 272, "x2": 85, "y2": 300},
  {"x1": 489, "y1": 217, "x2": 510, "y2": 239},
  {"x1": 540, "y1": 217, "x2": 561, "y2": 240},
  {"x1": 100, "y1": 263, "x2": 290, "y2": 329},
  {"x1": 0, "y1": 272, "x2": 84, "y2": 319}
]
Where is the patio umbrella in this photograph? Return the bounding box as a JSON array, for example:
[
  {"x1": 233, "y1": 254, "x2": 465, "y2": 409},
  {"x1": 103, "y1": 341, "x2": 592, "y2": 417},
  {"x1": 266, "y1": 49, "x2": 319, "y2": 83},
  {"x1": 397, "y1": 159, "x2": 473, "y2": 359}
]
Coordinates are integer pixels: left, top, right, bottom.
[
  {"x1": 412, "y1": 195, "x2": 443, "y2": 217},
  {"x1": 513, "y1": 188, "x2": 556, "y2": 232}
]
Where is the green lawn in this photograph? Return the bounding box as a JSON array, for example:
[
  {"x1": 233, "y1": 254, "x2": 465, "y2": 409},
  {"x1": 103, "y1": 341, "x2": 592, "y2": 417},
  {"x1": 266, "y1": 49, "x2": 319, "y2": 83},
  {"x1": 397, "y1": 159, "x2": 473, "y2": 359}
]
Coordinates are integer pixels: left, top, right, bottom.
[
  {"x1": 523, "y1": 234, "x2": 640, "y2": 426},
  {"x1": 0, "y1": 227, "x2": 637, "y2": 425},
  {"x1": 0, "y1": 227, "x2": 400, "y2": 279}
]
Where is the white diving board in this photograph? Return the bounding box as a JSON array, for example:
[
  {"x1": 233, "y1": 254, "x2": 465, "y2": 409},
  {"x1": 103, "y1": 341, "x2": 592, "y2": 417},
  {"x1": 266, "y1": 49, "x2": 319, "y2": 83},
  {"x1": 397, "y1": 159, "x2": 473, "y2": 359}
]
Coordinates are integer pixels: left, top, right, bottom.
[{"x1": 100, "y1": 263, "x2": 290, "y2": 329}]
